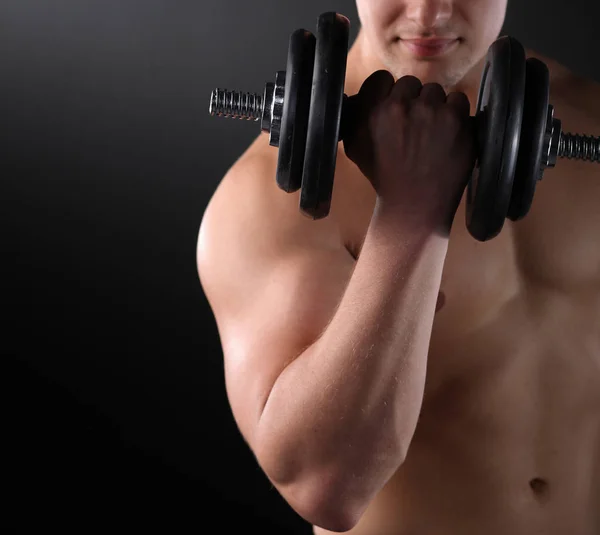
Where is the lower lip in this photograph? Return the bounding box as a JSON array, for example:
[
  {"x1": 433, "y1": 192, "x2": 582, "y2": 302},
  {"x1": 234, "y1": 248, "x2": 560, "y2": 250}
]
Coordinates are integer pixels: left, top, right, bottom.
[{"x1": 401, "y1": 39, "x2": 458, "y2": 57}]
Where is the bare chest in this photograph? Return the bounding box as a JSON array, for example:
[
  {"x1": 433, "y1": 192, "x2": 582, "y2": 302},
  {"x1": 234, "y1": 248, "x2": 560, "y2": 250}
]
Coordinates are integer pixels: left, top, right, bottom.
[
  {"x1": 333, "y1": 153, "x2": 600, "y2": 534},
  {"x1": 335, "y1": 148, "x2": 600, "y2": 418},
  {"x1": 335, "y1": 151, "x2": 600, "y2": 345}
]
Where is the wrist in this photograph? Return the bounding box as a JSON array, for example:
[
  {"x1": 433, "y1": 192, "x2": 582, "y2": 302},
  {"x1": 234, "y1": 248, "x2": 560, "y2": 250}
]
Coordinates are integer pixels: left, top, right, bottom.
[{"x1": 372, "y1": 196, "x2": 454, "y2": 243}]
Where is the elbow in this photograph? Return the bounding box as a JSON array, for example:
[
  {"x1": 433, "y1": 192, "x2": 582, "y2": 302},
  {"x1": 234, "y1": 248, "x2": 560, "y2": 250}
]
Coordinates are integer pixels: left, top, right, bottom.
[
  {"x1": 279, "y1": 475, "x2": 367, "y2": 532},
  {"x1": 256, "y1": 450, "x2": 370, "y2": 532},
  {"x1": 254, "y1": 428, "x2": 408, "y2": 531},
  {"x1": 304, "y1": 502, "x2": 364, "y2": 532},
  {"x1": 291, "y1": 450, "x2": 410, "y2": 531}
]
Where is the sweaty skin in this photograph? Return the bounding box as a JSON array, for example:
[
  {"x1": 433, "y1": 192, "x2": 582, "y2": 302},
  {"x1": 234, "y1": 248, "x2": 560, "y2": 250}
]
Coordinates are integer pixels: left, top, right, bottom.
[{"x1": 198, "y1": 3, "x2": 600, "y2": 534}]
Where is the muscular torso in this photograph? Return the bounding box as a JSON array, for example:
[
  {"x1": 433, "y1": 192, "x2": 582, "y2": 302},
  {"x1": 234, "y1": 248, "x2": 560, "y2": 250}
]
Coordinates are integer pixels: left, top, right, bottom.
[
  {"x1": 321, "y1": 150, "x2": 600, "y2": 535},
  {"x1": 246, "y1": 49, "x2": 600, "y2": 534}
]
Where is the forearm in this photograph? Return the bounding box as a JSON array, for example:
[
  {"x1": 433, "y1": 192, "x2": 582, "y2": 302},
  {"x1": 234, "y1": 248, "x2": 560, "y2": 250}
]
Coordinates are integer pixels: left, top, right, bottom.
[{"x1": 256, "y1": 202, "x2": 449, "y2": 508}]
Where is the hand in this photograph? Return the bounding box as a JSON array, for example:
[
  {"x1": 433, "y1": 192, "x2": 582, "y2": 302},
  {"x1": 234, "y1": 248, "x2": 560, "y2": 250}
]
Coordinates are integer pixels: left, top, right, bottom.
[{"x1": 343, "y1": 70, "x2": 476, "y2": 234}]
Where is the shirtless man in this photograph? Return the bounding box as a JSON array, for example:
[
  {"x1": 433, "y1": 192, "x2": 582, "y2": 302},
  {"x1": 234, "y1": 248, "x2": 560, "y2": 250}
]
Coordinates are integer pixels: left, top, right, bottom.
[{"x1": 196, "y1": 0, "x2": 600, "y2": 533}]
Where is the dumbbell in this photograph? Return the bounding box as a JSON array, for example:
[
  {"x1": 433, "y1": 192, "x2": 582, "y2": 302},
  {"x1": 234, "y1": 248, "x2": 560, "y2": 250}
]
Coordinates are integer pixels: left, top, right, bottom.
[{"x1": 209, "y1": 12, "x2": 599, "y2": 241}]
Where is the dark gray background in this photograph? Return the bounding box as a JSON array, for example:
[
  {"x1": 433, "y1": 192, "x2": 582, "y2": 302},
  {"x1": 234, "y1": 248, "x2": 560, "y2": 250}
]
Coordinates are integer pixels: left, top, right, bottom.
[{"x1": 3, "y1": 0, "x2": 599, "y2": 531}]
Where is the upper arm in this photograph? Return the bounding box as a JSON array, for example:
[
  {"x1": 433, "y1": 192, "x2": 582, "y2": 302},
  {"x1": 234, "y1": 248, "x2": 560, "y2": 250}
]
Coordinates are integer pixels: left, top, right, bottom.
[{"x1": 197, "y1": 153, "x2": 356, "y2": 448}]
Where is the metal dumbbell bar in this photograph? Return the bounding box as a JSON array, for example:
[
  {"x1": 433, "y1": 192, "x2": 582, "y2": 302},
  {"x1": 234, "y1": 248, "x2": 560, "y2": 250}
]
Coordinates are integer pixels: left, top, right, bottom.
[{"x1": 209, "y1": 12, "x2": 599, "y2": 241}]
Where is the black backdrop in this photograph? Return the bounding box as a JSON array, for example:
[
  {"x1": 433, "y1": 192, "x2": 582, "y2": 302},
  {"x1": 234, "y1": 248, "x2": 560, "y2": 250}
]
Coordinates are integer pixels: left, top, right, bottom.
[{"x1": 3, "y1": 0, "x2": 600, "y2": 531}]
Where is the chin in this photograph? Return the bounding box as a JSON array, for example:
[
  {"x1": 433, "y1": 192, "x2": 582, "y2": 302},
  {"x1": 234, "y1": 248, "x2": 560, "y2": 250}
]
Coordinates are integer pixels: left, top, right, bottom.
[
  {"x1": 384, "y1": 57, "x2": 448, "y2": 86},
  {"x1": 382, "y1": 45, "x2": 476, "y2": 91}
]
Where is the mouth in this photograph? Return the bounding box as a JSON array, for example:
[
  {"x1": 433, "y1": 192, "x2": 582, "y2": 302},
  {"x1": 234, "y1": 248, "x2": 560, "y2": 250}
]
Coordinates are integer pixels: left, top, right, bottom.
[{"x1": 398, "y1": 37, "x2": 460, "y2": 58}]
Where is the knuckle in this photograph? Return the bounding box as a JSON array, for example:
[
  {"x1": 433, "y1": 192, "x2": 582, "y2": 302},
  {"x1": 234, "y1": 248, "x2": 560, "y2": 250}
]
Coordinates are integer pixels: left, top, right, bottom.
[
  {"x1": 394, "y1": 75, "x2": 422, "y2": 96},
  {"x1": 384, "y1": 97, "x2": 408, "y2": 120},
  {"x1": 412, "y1": 99, "x2": 435, "y2": 119},
  {"x1": 447, "y1": 92, "x2": 470, "y2": 110},
  {"x1": 422, "y1": 82, "x2": 445, "y2": 93},
  {"x1": 398, "y1": 74, "x2": 421, "y2": 86}
]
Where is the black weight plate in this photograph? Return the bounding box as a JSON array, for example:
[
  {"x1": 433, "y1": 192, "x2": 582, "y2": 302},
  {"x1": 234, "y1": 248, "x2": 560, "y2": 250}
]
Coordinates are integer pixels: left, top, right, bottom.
[
  {"x1": 466, "y1": 36, "x2": 526, "y2": 241},
  {"x1": 300, "y1": 12, "x2": 350, "y2": 219},
  {"x1": 276, "y1": 29, "x2": 316, "y2": 193},
  {"x1": 507, "y1": 57, "x2": 549, "y2": 221}
]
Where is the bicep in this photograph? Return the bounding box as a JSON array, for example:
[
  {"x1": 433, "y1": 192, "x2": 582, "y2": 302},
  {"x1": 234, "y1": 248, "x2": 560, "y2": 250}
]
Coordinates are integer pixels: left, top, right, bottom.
[
  {"x1": 217, "y1": 246, "x2": 355, "y2": 447},
  {"x1": 197, "y1": 165, "x2": 355, "y2": 448}
]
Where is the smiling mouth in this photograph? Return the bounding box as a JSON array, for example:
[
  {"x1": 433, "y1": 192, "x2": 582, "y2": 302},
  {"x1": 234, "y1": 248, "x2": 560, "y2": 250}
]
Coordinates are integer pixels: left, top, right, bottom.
[{"x1": 396, "y1": 37, "x2": 461, "y2": 58}]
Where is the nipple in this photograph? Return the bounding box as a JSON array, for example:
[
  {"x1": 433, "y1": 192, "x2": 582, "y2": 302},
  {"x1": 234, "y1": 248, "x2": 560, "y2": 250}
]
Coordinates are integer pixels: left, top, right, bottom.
[{"x1": 529, "y1": 477, "x2": 550, "y2": 501}]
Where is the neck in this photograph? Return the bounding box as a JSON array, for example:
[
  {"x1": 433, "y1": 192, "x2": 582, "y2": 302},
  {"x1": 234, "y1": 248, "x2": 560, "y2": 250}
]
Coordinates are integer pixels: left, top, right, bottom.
[{"x1": 345, "y1": 28, "x2": 488, "y2": 116}]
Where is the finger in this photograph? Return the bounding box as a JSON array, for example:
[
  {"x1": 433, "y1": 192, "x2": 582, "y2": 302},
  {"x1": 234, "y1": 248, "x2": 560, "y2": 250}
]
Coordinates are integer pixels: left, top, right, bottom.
[
  {"x1": 446, "y1": 91, "x2": 471, "y2": 116},
  {"x1": 357, "y1": 69, "x2": 395, "y2": 105},
  {"x1": 389, "y1": 75, "x2": 423, "y2": 103},
  {"x1": 341, "y1": 70, "x2": 394, "y2": 142},
  {"x1": 419, "y1": 82, "x2": 447, "y2": 105}
]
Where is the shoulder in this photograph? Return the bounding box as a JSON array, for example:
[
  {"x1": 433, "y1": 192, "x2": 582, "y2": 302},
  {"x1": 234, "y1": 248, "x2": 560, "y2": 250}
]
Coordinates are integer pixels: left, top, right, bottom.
[
  {"x1": 524, "y1": 48, "x2": 600, "y2": 190},
  {"x1": 212, "y1": 135, "x2": 276, "y2": 198},
  {"x1": 526, "y1": 48, "x2": 600, "y2": 131},
  {"x1": 197, "y1": 135, "x2": 272, "y2": 277},
  {"x1": 201, "y1": 134, "x2": 281, "y2": 237},
  {"x1": 197, "y1": 133, "x2": 346, "y2": 277}
]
